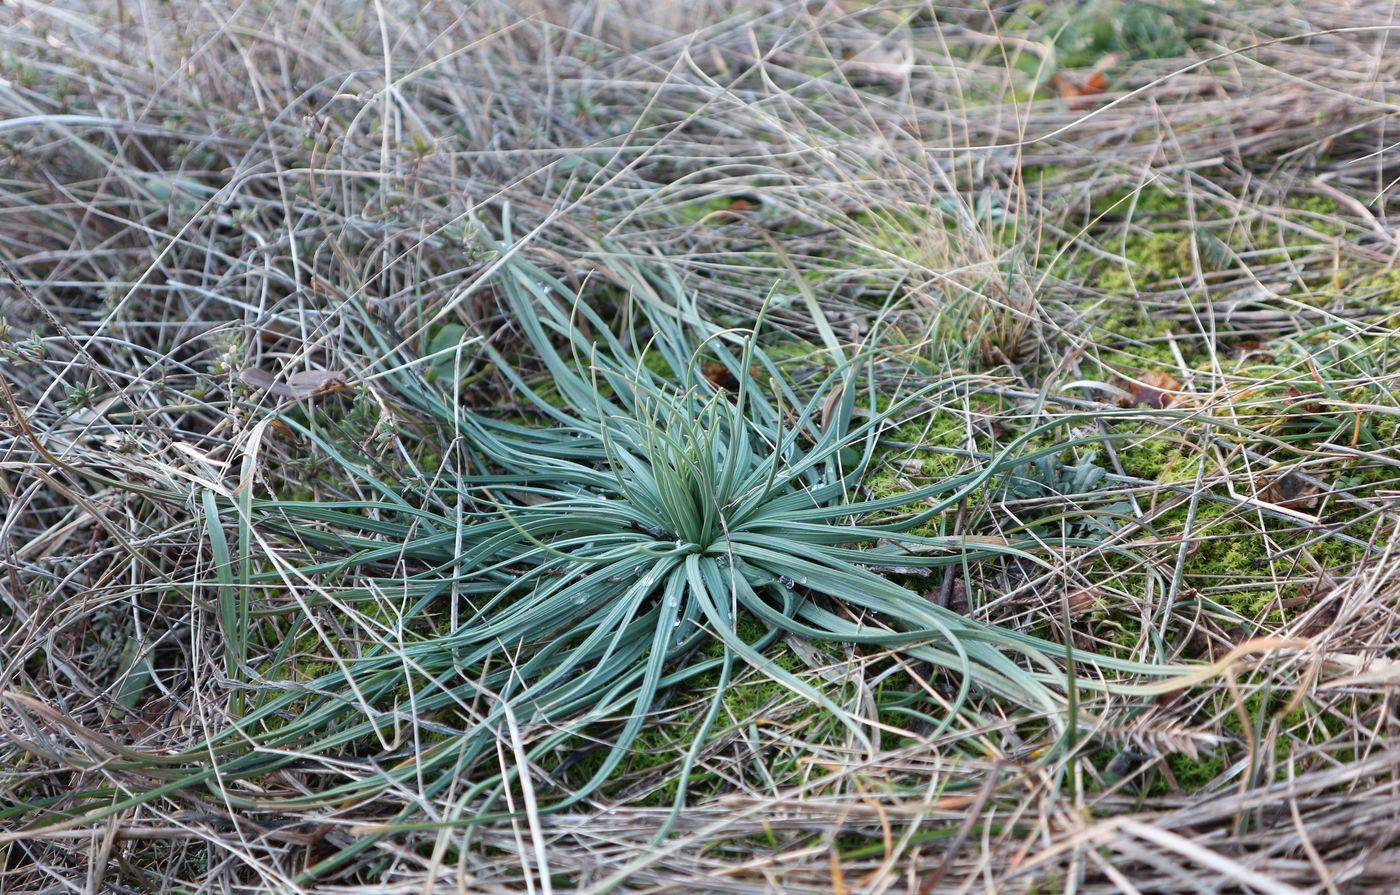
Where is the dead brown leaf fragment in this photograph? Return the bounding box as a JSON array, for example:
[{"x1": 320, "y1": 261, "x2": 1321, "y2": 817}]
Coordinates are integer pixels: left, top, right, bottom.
[
  {"x1": 240, "y1": 368, "x2": 352, "y2": 399},
  {"x1": 820, "y1": 384, "x2": 847, "y2": 433},
  {"x1": 971, "y1": 401, "x2": 1009, "y2": 439},
  {"x1": 702, "y1": 362, "x2": 741, "y2": 391},
  {"x1": 1053, "y1": 70, "x2": 1109, "y2": 110},
  {"x1": 704, "y1": 362, "x2": 770, "y2": 400},
  {"x1": 1233, "y1": 339, "x2": 1274, "y2": 362},
  {"x1": 265, "y1": 419, "x2": 298, "y2": 440},
  {"x1": 702, "y1": 196, "x2": 760, "y2": 224},
  {"x1": 1259, "y1": 471, "x2": 1320, "y2": 509},
  {"x1": 1285, "y1": 386, "x2": 1326, "y2": 416},
  {"x1": 1065, "y1": 587, "x2": 1098, "y2": 615},
  {"x1": 932, "y1": 794, "x2": 977, "y2": 810},
  {"x1": 923, "y1": 578, "x2": 968, "y2": 615},
  {"x1": 1116, "y1": 370, "x2": 1181, "y2": 409}
]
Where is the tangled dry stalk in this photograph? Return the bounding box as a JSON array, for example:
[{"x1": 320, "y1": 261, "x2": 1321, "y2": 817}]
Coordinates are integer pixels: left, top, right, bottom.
[{"x1": 3, "y1": 1, "x2": 1400, "y2": 892}]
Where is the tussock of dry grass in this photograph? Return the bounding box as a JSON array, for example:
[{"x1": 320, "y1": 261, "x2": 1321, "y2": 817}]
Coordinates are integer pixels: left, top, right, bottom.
[{"x1": 3, "y1": 1, "x2": 1400, "y2": 892}]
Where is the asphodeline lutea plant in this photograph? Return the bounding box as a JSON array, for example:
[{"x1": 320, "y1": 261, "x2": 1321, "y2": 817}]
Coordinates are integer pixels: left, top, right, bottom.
[{"x1": 9, "y1": 240, "x2": 1192, "y2": 881}]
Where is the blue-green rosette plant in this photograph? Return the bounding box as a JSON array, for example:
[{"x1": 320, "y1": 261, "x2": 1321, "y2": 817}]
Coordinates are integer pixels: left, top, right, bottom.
[{"x1": 7, "y1": 239, "x2": 1193, "y2": 881}]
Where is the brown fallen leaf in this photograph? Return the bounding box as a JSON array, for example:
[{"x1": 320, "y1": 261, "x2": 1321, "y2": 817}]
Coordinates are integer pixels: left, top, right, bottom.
[
  {"x1": 1259, "y1": 471, "x2": 1320, "y2": 509},
  {"x1": 1155, "y1": 688, "x2": 1188, "y2": 711},
  {"x1": 265, "y1": 418, "x2": 298, "y2": 440},
  {"x1": 1233, "y1": 339, "x2": 1274, "y2": 362},
  {"x1": 820, "y1": 383, "x2": 847, "y2": 433},
  {"x1": 1053, "y1": 70, "x2": 1109, "y2": 110},
  {"x1": 932, "y1": 794, "x2": 977, "y2": 810},
  {"x1": 923, "y1": 578, "x2": 968, "y2": 615},
  {"x1": 971, "y1": 401, "x2": 1009, "y2": 439},
  {"x1": 947, "y1": 578, "x2": 968, "y2": 615},
  {"x1": 1285, "y1": 386, "x2": 1326, "y2": 416},
  {"x1": 240, "y1": 367, "x2": 352, "y2": 399},
  {"x1": 703, "y1": 362, "x2": 740, "y2": 391},
  {"x1": 1116, "y1": 370, "x2": 1181, "y2": 409},
  {"x1": 698, "y1": 196, "x2": 761, "y2": 225},
  {"x1": 1065, "y1": 587, "x2": 1098, "y2": 615},
  {"x1": 1289, "y1": 580, "x2": 1340, "y2": 638}
]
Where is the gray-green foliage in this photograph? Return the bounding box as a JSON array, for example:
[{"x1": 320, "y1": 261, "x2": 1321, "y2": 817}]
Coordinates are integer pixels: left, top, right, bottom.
[
  {"x1": 1003, "y1": 451, "x2": 1136, "y2": 539},
  {"x1": 16, "y1": 239, "x2": 1187, "y2": 879},
  {"x1": 1048, "y1": 1, "x2": 1204, "y2": 68}
]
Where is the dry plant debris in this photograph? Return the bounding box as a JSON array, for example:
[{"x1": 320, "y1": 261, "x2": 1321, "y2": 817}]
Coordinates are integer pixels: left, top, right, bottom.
[{"x1": 2, "y1": 1, "x2": 1400, "y2": 893}]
